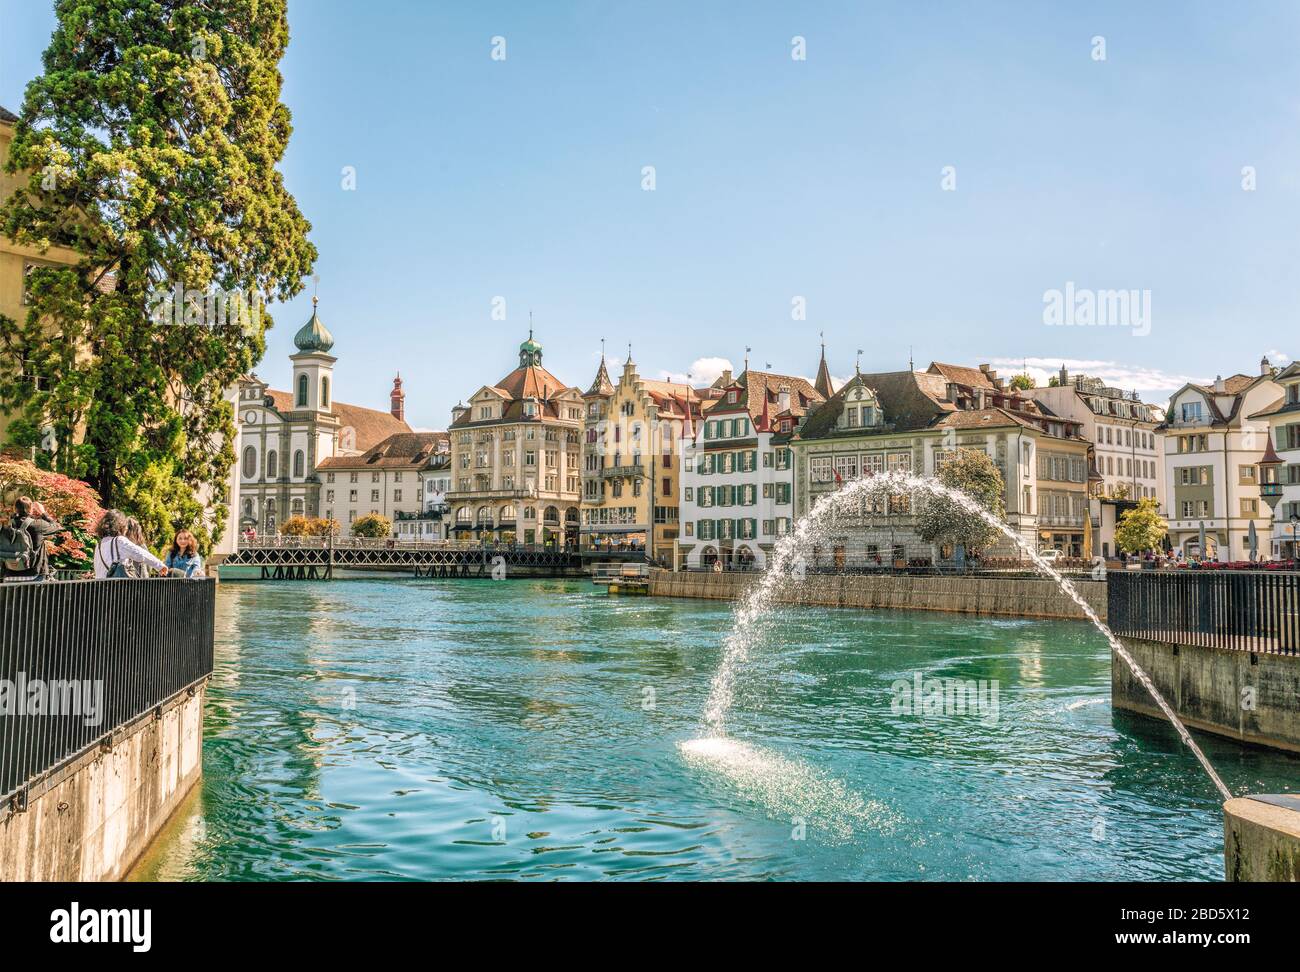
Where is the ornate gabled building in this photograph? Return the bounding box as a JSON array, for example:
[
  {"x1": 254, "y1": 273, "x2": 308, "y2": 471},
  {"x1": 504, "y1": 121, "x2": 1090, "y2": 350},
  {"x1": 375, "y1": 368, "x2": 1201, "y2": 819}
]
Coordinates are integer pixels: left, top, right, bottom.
[
  {"x1": 678, "y1": 362, "x2": 826, "y2": 569},
  {"x1": 789, "y1": 360, "x2": 1093, "y2": 563},
  {"x1": 446, "y1": 332, "x2": 584, "y2": 545},
  {"x1": 579, "y1": 353, "x2": 703, "y2": 563},
  {"x1": 236, "y1": 298, "x2": 411, "y2": 533}
]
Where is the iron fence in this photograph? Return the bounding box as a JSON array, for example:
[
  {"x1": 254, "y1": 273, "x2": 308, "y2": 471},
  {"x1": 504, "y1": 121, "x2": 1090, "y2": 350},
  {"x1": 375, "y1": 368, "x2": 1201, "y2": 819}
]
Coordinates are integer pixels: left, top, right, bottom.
[
  {"x1": 0, "y1": 577, "x2": 216, "y2": 808},
  {"x1": 1108, "y1": 569, "x2": 1300, "y2": 655}
]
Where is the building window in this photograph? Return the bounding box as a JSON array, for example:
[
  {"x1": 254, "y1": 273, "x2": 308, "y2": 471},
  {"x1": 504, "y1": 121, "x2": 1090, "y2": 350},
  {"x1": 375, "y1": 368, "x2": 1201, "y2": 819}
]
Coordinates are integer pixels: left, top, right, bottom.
[
  {"x1": 242, "y1": 446, "x2": 256, "y2": 478},
  {"x1": 266, "y1": 450, "x2": 278, "y2": 478},
  {"x1": 321, "y1": 376, "x2": 330, "y2": 407},
  {"x1": 293, "y1": 450, "x2": 304, "y2": 478},
  {"x1": 297, "y1": 374, "x2": 308, "y2": 407}
]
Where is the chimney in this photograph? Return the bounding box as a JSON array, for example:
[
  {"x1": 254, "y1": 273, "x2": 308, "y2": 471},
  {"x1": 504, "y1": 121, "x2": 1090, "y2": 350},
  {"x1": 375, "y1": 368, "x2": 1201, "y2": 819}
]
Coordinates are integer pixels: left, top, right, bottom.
[
  {"x1": 718, "y1": 369, "x2": 732, "y2": 387},
  {"x1": 1261, "y1": 355, "x2": 1273, "y2": 377},
  {"x1": 1213, "y1": 375, "x2": 1226, "y2": 394},
  {"x1": 390, "y1": 374, "x2": 405, "y2": 421}
]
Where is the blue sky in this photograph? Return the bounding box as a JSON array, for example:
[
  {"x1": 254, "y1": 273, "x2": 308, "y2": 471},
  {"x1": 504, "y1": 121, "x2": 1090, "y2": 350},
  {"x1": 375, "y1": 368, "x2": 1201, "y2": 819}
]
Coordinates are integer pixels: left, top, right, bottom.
[{"x1": 3, "y1": 1, "x2": 1298, "y2": 427}]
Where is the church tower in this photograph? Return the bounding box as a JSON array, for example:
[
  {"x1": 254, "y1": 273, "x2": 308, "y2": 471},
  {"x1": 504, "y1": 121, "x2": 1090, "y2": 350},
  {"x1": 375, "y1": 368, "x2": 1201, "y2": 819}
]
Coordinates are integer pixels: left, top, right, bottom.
[{"x1": 290, "y1": 295, "x2": 336, "y2": 414}]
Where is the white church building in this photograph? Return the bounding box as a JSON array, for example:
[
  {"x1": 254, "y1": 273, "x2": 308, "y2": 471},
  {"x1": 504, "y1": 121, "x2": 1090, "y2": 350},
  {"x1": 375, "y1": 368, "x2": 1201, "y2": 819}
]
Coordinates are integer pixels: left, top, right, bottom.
[{"x1": 234, "y1": 297, "x2": 411, "y2": 534}]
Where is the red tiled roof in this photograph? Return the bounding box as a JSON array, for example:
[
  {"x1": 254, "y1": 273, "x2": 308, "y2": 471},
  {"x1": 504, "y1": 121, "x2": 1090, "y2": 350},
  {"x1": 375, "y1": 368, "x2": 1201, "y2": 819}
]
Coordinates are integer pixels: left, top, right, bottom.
[
  {"x1": 927, "y1": 362, "x2": 996, "y2": 389},
  {"x1": 316, "y1": 431, "x2": 447, "y2": 470},
  {"x1": 265, "y1": 388, "x2": 411, "y2": 452}
]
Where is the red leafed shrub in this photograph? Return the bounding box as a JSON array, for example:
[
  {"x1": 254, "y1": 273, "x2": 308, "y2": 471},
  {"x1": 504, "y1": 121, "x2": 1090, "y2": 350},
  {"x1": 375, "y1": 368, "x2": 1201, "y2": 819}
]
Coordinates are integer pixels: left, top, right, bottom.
[{"x1": 0, "y1": 453, "x2": 105, "y2": 570}]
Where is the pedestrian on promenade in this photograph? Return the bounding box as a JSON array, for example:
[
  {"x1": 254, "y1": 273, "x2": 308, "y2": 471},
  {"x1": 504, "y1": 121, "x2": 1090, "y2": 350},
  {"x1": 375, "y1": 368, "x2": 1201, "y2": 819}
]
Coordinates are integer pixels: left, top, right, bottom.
[
  {"x1": 124, "y1": 517, "x2": 154, "y2": 577},
  {"x1": 93, "y1": 510, "x2": 168, "y2": 578},
  {"x1": 0, "y1": 496, "x2": 64, "y2": 582},
  {"x1": 165, "y1": 530, "x2": 206, "y2": 578}
]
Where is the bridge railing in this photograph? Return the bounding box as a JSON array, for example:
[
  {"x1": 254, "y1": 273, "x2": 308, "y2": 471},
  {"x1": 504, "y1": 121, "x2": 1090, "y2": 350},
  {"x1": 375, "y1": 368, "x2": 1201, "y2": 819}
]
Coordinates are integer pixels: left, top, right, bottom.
[
  {"x1": 1108, "y1": 570, "x2": 1300, "y2": 655},
  {"x1": 0, "y1": 578, "x2": 216, "y2": 809},
  {"x1": 235, "y1": 537, "x2": 580, "y2": 555}
]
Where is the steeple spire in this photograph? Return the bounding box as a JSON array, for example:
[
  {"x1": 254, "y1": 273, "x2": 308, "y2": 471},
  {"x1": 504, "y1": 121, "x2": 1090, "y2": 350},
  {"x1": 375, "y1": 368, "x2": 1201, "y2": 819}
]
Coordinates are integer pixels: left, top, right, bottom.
[{"x1": 813, "y1": 335, "x2": 834, "y2": 399}]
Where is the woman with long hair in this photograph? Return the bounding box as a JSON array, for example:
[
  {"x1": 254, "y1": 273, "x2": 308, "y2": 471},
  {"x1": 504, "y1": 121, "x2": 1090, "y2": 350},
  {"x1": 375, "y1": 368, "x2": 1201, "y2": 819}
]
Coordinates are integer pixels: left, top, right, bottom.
[
  {"x1": 94, "y1": 510, "x2": 168, "y2": 579},
  {"x1": 165, "y1": 529, "x2": 206, "y2": 578}
]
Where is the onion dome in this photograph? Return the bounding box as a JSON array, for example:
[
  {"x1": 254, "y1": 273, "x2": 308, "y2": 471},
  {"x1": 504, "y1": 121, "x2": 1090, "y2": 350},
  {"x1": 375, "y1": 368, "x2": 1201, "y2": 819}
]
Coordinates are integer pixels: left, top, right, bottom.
[{"x1": 294, "y1": 296, "x2": 334, "y2": 352}]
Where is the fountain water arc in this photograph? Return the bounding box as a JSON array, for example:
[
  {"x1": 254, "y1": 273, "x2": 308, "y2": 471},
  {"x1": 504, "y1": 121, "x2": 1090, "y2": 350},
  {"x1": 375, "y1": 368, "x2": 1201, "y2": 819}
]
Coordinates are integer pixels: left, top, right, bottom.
[{"x1": 696, "y1": 470, "x2": 1232, "y2": 803}]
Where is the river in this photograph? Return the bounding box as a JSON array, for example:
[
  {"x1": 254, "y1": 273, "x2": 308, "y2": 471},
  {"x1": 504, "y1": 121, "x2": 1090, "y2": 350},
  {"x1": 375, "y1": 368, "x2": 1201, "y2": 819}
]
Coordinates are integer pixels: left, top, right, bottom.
[{"x1": 130, "y1": 578, "x2": 1299, "y2": 881}]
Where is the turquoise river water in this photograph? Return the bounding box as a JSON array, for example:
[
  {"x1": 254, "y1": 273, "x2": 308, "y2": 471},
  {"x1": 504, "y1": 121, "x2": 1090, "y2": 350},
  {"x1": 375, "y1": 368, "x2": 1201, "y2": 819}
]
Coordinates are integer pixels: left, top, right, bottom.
[{"x1": 132, "y1": 578, "x2": 1299, "y2": 881}]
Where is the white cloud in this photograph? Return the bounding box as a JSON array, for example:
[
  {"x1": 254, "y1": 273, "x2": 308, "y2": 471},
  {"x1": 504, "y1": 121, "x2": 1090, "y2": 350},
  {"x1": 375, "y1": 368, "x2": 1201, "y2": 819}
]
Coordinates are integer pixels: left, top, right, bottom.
[
  {"x1": 661, "y1": 356, "x2": 733, "y2": 386},
  {"x1": 988, "y1": 357, "x2": 1208, "y2": 399},
  {"x1": 1263, "y1": 349, "x2": 1292, "y2": 365}
]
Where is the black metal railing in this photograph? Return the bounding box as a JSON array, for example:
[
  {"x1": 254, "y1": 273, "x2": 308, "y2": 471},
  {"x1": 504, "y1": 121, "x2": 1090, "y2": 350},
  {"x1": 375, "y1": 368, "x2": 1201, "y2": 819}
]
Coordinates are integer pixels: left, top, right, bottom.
[
  {"x1": 0, "y1": 578, "x2": 216, "y2": 807},
  {"x1": 1108, "y1": 570, "x2": 1300, "y2": 655}
]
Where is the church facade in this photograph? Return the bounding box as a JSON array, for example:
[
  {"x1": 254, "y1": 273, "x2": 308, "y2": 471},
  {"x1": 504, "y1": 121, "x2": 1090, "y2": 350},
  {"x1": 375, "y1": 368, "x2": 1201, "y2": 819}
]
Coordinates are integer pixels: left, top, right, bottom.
[{"x1": 236, "y1": 298, "x2": 410, "y2": 534}]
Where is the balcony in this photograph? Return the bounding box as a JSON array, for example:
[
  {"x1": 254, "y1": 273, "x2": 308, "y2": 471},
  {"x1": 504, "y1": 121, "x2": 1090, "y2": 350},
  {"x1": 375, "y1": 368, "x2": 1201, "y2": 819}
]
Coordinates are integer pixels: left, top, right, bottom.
[
  {"x1": 602, "y1": 464, "x2": 645, "y2": 479},
  {"x1": 1039, "y1": 513, "x2": 1086, "y2": 529}
]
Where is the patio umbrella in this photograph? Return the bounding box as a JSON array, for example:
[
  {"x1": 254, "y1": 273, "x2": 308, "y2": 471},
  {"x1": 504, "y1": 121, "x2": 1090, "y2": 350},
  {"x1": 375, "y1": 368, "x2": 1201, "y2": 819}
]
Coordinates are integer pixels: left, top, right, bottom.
[
  {"x1": 1198, "y1": 521, "x2": 1207, "y2": 561},
  {"x1": 1248, "y1": 520, "x2": 1258, "y2": 562},
  {"x1": 1082, "y1": 514, "x2": 1093, "y2": 560}
]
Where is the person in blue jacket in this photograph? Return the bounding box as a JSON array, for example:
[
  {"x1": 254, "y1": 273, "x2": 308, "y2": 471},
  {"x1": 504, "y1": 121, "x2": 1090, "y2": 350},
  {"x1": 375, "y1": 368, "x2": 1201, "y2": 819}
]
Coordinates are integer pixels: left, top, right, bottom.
[{"x1": 165, "y1": 529, "x2": 206, "y2": 578}]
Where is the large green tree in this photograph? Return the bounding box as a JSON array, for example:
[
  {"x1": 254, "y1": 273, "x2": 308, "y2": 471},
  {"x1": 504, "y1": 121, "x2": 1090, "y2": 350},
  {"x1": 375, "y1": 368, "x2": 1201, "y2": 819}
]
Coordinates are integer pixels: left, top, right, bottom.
[
  {"x1": 0, "y1": 0, "x2": 315, "y2": 549},
  {"x1": 917, "y1": 448, "x2": 1006, "y2": 555}
]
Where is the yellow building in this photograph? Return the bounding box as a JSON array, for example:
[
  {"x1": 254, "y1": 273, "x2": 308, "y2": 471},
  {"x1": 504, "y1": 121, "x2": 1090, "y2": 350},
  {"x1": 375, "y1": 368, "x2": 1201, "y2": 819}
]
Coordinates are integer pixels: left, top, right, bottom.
[
  {"x1": 0, "y1": 105, "x2": 84, "y2": 446},
  {"x1": 579, "y1": 354, "x2": 703, "y2": 565}
]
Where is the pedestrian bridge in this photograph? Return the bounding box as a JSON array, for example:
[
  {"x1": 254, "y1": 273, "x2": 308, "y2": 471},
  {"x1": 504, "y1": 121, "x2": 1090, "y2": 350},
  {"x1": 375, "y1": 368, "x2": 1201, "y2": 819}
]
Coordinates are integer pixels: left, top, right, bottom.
[{"x1": 220, "y1": 537, "x2": 592, "y2": 579}]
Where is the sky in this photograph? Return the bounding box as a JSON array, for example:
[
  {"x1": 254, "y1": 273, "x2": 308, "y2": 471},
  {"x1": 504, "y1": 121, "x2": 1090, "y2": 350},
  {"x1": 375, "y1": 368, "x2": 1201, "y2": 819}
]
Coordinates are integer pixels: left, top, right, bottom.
[{"x1": 2, "y1": 0, "x2": 1298, "y2": 429}]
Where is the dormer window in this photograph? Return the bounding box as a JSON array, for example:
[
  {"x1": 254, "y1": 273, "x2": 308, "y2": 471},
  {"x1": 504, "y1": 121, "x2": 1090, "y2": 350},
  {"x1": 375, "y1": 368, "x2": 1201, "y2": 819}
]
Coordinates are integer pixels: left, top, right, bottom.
[{"x1": 727, "y1": 390, "x2": 738, "y2": 404}]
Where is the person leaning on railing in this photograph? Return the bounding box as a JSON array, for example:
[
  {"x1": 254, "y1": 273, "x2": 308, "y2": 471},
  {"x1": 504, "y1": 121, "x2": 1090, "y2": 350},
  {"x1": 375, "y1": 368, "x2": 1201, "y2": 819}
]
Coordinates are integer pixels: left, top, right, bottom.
[{"x1": 93, "y1": 510, "x2": 169, "y2": 578}]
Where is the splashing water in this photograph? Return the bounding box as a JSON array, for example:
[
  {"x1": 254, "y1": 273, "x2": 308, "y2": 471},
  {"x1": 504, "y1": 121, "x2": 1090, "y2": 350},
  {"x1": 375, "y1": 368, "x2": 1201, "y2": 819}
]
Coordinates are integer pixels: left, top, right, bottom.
[
  {"x1": 696, "y1": 471, "x2": 1232, "y2": 802},
  {"x1": 677, "y1": 737, "x2": 902, "y2": 843}
]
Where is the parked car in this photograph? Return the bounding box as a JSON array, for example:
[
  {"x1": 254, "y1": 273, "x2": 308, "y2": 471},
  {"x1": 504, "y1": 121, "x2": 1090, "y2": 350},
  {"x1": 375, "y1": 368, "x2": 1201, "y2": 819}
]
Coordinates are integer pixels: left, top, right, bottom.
[{"x1": 1037, "y1": 549, "x2": 1062, "y2": 563}]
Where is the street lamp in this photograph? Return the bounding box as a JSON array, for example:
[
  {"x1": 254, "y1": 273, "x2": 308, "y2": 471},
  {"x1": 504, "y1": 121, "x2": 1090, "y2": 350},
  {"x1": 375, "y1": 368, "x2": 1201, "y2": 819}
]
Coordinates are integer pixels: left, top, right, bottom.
[
  {"x1": 1291, "y1": 514, "x2": 1299, "y2": 562},
  {"x1": 1257, "y1": 437, "x2": 1285, "y2": 561}
]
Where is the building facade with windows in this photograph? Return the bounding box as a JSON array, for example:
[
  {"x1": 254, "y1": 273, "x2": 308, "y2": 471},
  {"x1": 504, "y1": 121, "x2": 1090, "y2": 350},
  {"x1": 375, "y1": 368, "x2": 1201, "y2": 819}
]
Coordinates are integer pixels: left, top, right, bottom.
[
  {"x1": 1030, "y1": 366, "x2": 1163, "y2": 503},
  {"x1": 316, "y1": 431, "x2": 448, "y2": 535},
  {"x1": 579, "y1": 354, "x2": 702, "y2": 564},
  {"x1": 790, "y1": 363, "x2": 1092, "y2": 562},
  {"x1": 677, "y1": 368, "x2": 825, "y2": 569},
  {"x1": 1157, "y1": 364, "x2": 1280, "y2": 560},
  {"x1": 446, "y1": 333, "x2": 584, "y2": 545},
  {"x1": 1249, "y1": 360, "x2": 1300, "y2": 559},
  {"x1": 395, "y1": 450, "x2": 454, "y2": 541},
  {"x1": 236, "y1": 299, "x2": 410, "y2": 533}
]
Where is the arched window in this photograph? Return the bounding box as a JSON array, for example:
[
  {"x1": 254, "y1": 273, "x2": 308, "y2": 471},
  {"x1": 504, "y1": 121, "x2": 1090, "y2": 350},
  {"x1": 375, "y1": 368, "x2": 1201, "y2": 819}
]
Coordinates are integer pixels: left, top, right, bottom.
[
  {"x1": 242, "y1": 498, "x2": 253, "y2": 518},
  {"x1": 477, "y1": 506, "x2": 493, "y2": 525},
  {"x1": 242, "y1": 446, "x2": 256, "y2": 478},
  {"x1": 320, "y1": 376, "x2": 330, "y2": 408},
  {"x1": 291, "y1": 498, "x2": 304, "y2": 515},
  {"x1": 293, "y1": 449, "x2": 305, "y2": 478},
  {"x1": 267, "y1": 450, "x2": 278, "y2": 479},
  {"x1": 500, "y1": 505, "x2": 517, "y2": 521},
  {"x1": 456, "y1": 507, "x2": 472, "y2": 523},
  {"x1": 297, "y1": 373, "x2": 308, "y2": 407}
]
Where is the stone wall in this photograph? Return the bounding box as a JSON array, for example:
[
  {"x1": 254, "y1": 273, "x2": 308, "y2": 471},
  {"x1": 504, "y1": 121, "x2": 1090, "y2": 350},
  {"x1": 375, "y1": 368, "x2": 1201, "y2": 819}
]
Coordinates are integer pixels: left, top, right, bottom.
[
  {"x1": 1224, "y1": 797, "x2": 1300, "y2": 881},
  {"x1": 1113, "y1": 637, "x2": 1300, "y2": 754},
  {"x1": 648, "y1": 570, "x2": 1107, "y2": 620},
  {"x1": 0, "y1": 684, "x2": 206, "y2": 882}
]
